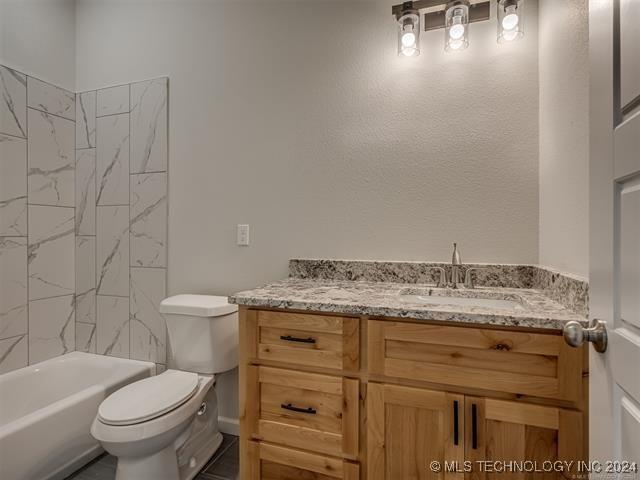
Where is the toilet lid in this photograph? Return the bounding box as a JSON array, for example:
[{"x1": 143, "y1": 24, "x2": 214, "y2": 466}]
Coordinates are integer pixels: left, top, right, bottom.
[{"x1": 98, "y1": 370, "x2": 199, "y2": 426}]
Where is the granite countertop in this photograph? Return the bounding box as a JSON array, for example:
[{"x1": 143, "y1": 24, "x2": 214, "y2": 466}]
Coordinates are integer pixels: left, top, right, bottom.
[{"x1": 228, "y1": 277, "x2": 588, "y2": 331}]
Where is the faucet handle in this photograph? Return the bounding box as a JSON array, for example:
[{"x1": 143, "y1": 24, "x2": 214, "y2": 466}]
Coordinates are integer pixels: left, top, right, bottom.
[
  {"x1": 429, "y1": 267, "x2": 448, "y2": 288},
  {"x1": 464, "y1": 268, "x2": 486, "y2": 289}
]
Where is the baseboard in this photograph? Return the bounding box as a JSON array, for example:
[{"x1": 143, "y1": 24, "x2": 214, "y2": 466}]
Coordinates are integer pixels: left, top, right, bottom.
[{"x1": 218, "y1": 416, "x2": 239, "y2": 436}]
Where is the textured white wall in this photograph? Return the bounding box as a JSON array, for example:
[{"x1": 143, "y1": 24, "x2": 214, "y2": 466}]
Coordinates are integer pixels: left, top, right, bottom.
[
  {"x1": 0, "y1": 0, "x2": 76, "y2": 91},
  {"x1": 538, "y1": 0, "x2": 589, "y2": 278},
  {"x1": 75, "y1": 0, "x2": 540, "y2": 424}
]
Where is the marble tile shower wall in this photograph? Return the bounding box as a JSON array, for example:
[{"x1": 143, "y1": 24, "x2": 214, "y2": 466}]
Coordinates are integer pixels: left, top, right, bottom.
[
  {"x1": 75, "y1": 78, "x2": 168, "y2": 372},
  {"x1": 1, "y1": 65, "x2": 76, "y2": 373},
  {"x1": 0, "y1": 64, "x2": 169, "y2": 374}
]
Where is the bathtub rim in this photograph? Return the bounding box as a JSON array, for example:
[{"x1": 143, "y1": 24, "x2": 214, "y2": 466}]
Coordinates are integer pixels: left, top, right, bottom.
[{"x1": 0, "y1": 352, "x2": 156, "y2": 438}]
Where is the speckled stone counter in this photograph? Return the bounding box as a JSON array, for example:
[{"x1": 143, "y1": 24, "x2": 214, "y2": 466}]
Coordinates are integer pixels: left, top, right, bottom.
[
  {"x1": 229, "y1": 278, "x2": 588, "y2": 331},
  {"x1": 289, "y1": 259, "x2": 589, "y2": 317}
]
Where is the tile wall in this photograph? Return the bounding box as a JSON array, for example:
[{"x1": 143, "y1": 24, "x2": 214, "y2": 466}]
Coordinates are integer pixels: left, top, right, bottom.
[
  {"x1": 0, "y1": 64, "x2": 168, "y2": 374},
  {"x1": 75, "y1": 78, "x2": 169, "y2": 372},
  {"x1": 1, "y1": 65, "x2": 76, "y2": 372}
]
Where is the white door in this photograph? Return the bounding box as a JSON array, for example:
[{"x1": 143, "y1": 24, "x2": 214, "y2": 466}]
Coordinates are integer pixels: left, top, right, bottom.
[{"x1": 589, "y1": 0, "x2": 640, "y2": 470}]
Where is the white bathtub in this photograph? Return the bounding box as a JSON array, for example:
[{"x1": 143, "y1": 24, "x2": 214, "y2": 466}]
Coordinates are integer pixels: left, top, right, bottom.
[{"x1": 0, "y1": 352, "x2": 155, "y2": 480}]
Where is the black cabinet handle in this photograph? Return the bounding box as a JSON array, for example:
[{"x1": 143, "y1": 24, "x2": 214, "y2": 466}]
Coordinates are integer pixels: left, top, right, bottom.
[
  {"x1": 280, "y1": 335, "x2": 316, "y2": 344},
  {"x1": 471, "y1": 403, "x2": 478, "y2": 449},
  {"x1": 453, "y1": 400, "x2": 459, "y2": 446},
  {"x1": 281, "y1": 403, "x2": 317, "y2": 415}
]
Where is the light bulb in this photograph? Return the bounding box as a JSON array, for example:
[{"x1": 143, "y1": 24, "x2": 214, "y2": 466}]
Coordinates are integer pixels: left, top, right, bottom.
[
  {"x1": 449, "y1": 39, "x2": 464, "y2": 50},
  {"x1": 400, "y1": 46, "x2": 418, "y2": 57},
  {"x1": 502, "y1": 29, "x2": 519, "y2": 41},
  {"x1": 445, "y1": 4, "x2": 469, "y2": 52},
  {"x1": 397, "y1": 7, "x2": 420, "y2": 58},
  {"x1": 497, "y1": 0, "x2": 524, "y2": 44},
  {"x1": 502, "y1": 5, "x2": 519, "y2": 30},
  {"x1": 401, "y1": 30, "x2": 416, "y2": 47},
  {"x1": 449, "y1": 22, "x2": 465, "y2": 40}
]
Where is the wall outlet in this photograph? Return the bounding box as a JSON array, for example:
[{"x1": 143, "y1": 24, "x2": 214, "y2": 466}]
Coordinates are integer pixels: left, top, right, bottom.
[{"x1": 237, "y1": 224, "x2": 250, "y2": 246}]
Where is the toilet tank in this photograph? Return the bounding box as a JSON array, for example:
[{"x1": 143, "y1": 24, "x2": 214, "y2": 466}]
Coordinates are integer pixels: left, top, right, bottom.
[{"x1": 159, "y1": 295, "x2": 238, "y2": 375}]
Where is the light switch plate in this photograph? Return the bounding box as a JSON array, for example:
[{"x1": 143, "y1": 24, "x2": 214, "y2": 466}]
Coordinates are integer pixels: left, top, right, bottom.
[{"x1": 237, "y1": 224, "x2": 250, "y2": 246}]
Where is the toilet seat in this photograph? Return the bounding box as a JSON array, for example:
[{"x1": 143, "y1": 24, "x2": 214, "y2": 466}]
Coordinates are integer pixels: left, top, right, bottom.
[{"x1": 98, "y1": 370, "x2": 200, "y2": 426}]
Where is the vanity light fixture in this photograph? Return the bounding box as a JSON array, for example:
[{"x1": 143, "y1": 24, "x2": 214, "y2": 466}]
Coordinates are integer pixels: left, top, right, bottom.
[
  {"x1": 392, "y1": 0, "x2": 489, "y2": 55},
  {"x1": 497, "y1": 0, "x2": 524, "y2": 43},
  {"x1": 397, "y1": 1, "x2": 421, "y2": 57},
  {"x1": 444, "y1": 1, "x2": 470, "y2": 52}
]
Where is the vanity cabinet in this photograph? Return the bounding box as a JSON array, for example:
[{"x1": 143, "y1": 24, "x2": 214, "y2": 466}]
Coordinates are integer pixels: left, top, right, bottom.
[{"x1": 239, "y1": 308, "x2": 587, "y2": 480}]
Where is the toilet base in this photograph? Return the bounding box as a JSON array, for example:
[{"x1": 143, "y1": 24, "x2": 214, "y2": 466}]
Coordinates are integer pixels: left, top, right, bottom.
[
  {"x1": 115, "y1": 442, "x2": 180, "y2": 480},
  {"x1": 178, "y1": 384, "x2": 223, "y2": 480},
  {"x1": 180, "y1": 431, "x2": 223, "y2": 480}
]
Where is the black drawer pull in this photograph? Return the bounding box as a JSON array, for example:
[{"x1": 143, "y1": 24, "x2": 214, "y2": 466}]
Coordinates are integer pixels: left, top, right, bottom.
[
  {"x1": 280, "y1": 335, "x2": 316, "y2": 344},
  {"x1": 453, "y1": 400, "x2": 459, "y2": 446},
  {"x1": 472, "y1": 403, "x2": 478, "y2": 449},
  {"x1": 281, "y1": 403, "x2": 317, "y2": 415}
]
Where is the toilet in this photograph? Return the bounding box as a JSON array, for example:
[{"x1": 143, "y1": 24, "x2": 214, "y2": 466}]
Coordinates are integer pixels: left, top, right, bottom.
[{"x1": 90, "y1": 295, "x2": 239, "y2": 480}]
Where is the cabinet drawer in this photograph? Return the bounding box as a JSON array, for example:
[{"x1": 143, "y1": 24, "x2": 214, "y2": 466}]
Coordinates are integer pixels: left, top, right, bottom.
[
  {"x1": 249, "y1": 366, "x2": 359, "y2": 458},
  {"x1": 255, "y1": 311, "x2": 359, "y2": 371},
  {"x1": 246, "y1": 441, "x2": 360, "y2": 480},
  {"x1": 368, "y1": 320, "x2": 583, "y2": 402}
]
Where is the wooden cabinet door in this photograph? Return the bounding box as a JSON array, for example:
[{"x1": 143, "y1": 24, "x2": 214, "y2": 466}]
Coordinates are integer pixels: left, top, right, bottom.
[
  {"x1": 464, "y1": 397, "x2": 584, "y2": 480},
  {"x1": 367, "y1": 383, "x2": 464, "y2": 480}
]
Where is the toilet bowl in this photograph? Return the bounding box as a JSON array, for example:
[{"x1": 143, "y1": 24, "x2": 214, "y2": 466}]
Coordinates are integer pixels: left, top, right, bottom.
[{"x1": 91, "y1": 295, "x2": 238, "y2": 480}]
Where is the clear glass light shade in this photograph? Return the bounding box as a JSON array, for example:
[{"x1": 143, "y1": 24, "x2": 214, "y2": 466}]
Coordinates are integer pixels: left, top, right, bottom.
[
  {"x1": 398, "y1": 11, "x2": 420, "y2": 57},
  {"x1": 497, "y1": 0, "x2": 524, "y2": 43},
  {"x1": 445, "y1": 4, "x2": 469, "y2": 52}
]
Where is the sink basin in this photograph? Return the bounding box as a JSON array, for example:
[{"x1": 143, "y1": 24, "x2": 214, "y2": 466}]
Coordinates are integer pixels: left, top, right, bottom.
[{"x1": 398, "y1": 289, "x2": 527, "y2": 311}]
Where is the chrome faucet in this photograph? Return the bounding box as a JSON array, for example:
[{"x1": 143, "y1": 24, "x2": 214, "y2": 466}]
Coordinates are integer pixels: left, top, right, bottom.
[
  {"x1": 450, "y1": 243, "x2": 464, "y2": 288},
  {"x1": 446, "y1": 243, "x2": 486, "y2": 289}
]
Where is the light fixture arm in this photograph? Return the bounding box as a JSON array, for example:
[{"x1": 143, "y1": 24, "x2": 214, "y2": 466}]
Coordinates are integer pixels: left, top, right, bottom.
[
  {"x1": 392, "y1": 0, "x2": 455, "y2": 17},
  {"x1": 396, "y1": 1, "x2": 418, "y2": 21}
]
